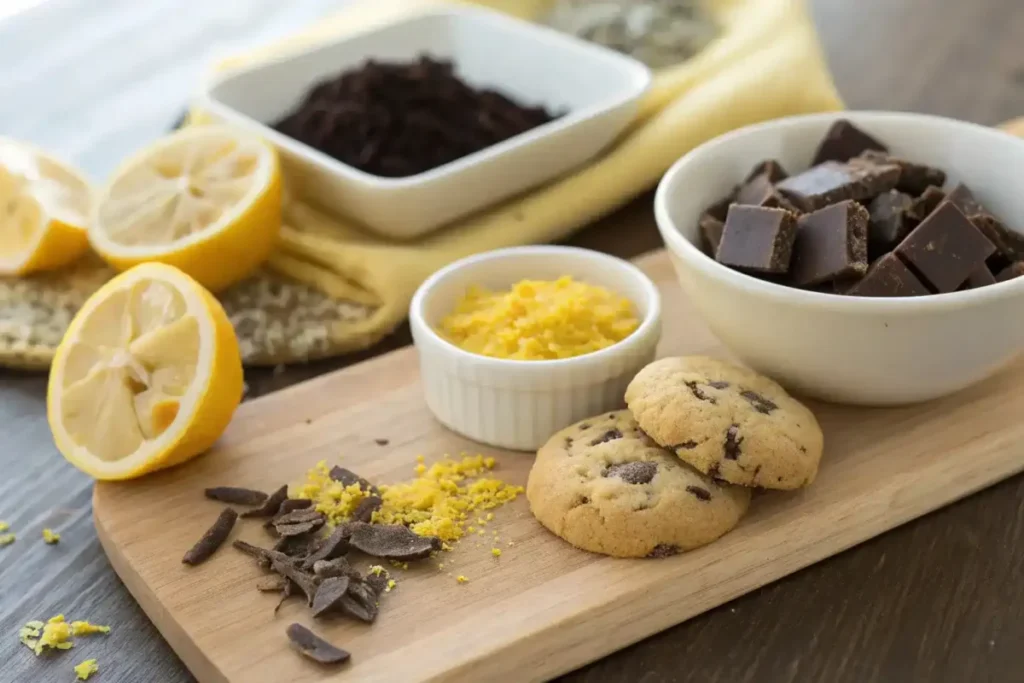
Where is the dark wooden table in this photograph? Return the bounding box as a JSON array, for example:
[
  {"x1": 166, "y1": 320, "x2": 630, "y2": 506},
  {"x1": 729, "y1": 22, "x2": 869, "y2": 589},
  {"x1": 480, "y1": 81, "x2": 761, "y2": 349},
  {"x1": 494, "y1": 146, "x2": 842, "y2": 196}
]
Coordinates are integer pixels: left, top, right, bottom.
[{"x1": 3, "y1": 0, "x2": 1024, "y2": 681}]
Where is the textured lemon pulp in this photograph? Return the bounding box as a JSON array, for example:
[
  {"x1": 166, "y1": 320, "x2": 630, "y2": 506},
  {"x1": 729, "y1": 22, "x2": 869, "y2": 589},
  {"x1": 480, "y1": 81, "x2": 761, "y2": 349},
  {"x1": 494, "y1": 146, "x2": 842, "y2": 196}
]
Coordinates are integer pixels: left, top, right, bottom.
[
  {"x1": 96, "y1": 130, "x2": 265, "y2": 250},
  {"x1": 56, "y1": 277, "x2": 199, "y2": 460},
  {"x1": 438, "y1": 276, "x2": 640, "y2": 360},
  {"x1": 0, "y1": 138, "x2": 91, "y2": 275}
]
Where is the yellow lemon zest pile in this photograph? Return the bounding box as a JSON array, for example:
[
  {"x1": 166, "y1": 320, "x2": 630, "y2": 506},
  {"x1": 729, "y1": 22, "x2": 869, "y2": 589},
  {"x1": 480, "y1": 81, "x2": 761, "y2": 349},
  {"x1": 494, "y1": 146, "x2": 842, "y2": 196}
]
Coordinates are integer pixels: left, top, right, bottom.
[
  {"x1": 74, "y1": 659, "x2": 99, "y2": 680},
  {"x1": 19, "y1": 615, "x2": 110, "y2": 656},
  {"x1": 439, "y1": 276, "x2": 640, "y2": 360},
  {"x1": 42, "y1": 528, "x2": 60, "y2": 544},
  {"x1": 0, "y1": 533, "x2": 14, "y2": 547},
  {"x1": 292, "y1": 454, "x2": 524, "y2": 545}
]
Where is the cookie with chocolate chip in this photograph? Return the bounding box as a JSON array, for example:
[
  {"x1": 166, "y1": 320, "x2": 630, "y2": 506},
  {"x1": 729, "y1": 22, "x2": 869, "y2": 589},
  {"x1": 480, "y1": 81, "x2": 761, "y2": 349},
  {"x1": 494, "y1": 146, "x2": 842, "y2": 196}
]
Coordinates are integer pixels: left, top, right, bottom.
[
  {"x1": 625, "y1": 357, "x2": 823, "y2": 490},
  {"x1": 526, "y1": 411, "x2": 750, "y2": 558}
]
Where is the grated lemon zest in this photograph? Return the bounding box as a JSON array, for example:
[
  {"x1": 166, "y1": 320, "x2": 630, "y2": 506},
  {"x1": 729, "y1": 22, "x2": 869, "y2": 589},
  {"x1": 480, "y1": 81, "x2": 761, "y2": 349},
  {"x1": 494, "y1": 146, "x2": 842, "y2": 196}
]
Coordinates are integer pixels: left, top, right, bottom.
[
  {"x1": 456, "y1": 575, "x2": 469, "y2": 584},
  {"x1": 43, "y1": 528, "x2": 60, "y2": 544},
  {"x1": 75, "y1": 658, "x2": 99, "y2": 680},
  {"x1": 0, "y1": 533, "x2": 15, "y2": 546}
]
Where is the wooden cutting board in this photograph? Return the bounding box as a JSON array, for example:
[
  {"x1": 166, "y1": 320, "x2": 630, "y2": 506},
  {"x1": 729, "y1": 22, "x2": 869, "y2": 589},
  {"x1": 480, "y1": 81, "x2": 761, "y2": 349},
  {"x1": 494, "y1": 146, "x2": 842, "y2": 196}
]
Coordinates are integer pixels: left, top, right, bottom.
[{"x1": 93, "y1": 249, "x2": 1024, "y2": 683}]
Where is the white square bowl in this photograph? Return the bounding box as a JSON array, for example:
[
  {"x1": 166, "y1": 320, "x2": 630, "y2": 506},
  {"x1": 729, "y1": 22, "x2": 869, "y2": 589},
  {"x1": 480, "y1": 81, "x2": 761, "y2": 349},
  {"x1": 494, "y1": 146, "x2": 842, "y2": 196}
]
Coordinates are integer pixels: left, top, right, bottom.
[{"x1": 197, "y1": 4, "x2": 651, "y2": 240}]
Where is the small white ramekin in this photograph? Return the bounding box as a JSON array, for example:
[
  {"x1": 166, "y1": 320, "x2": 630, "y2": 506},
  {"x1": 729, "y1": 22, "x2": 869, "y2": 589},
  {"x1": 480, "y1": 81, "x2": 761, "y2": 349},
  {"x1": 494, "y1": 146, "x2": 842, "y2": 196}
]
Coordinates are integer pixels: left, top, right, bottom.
[{"x1": 409, "y1": 246, "x2": 662, "y2": 451}]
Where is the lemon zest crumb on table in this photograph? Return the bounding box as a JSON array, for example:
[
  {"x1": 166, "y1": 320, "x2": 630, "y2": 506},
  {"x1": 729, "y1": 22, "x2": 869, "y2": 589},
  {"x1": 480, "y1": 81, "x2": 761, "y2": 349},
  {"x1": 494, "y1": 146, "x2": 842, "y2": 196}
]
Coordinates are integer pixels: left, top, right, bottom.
[
  {"x1": 0, "y1": 521, "x2": 8, "y2": 532},
  {"x1": 74, "y1": 659, "x2": 99, "y2": 680},
  {"x1": 19, "y1": 615, "x2": 111, "y2": 656},
  {"x1": 456, "y1": 575, "x2": 469, "y2": 584},
  {"x1": 42, "y1": 528, "x2": 60, "y2": 544},
  {"x1": 485, "y1": 513, "x2": 494, "y2": 521},
  {"x1": 416, "y1": 455, "x2": 425, "y2": 463},
  {"x1": 385, "y1": 579, "x2": 397, "y2": 593},
  {"x1": 0, "y1": 533, "x2": 14, "y2": 547},
  {"x1": 491, "y1": 548, "x2": 502, "y2": 557}
]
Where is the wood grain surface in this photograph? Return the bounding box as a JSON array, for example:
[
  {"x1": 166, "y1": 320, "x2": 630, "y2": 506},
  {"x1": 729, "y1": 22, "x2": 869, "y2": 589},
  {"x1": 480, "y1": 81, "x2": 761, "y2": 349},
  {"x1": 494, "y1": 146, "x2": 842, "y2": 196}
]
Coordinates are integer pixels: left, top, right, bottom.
[
  {"x1": 92, "y1": 251, "x2": 1024, "y2": 683},
  {"x1": 3, "y1": 1, "x2": 1024, "y2": 682}
]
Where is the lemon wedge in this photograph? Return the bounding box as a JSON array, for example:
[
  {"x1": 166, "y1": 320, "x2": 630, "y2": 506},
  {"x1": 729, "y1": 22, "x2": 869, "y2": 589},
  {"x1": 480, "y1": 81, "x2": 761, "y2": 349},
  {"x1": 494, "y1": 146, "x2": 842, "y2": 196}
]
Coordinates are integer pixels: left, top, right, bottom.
[
  {"x1": 0, "y1": 138, "x2": 93, "y2": 276},
  {"x1": 47, "y1": 263, "x2": 243, "y2": 480},
  {"x1": 89, "y1": 126, "x2": 281, "y2": 292}
]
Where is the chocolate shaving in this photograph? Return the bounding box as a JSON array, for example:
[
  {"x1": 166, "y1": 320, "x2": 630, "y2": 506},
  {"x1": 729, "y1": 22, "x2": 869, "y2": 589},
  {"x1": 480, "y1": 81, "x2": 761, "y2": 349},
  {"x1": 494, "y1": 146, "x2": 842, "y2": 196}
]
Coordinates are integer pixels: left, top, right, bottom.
[
  {"x1": 273, "y1": 509, "x2": 325, "y2": 526},
  {"x1": 257, "y1": 575, "x2": 288, "y2": 592},
  {"x1": 302, "y1": 526, "x2": 353, "y2": 569},
  {"x1": 365, "y1": 573, "x2": 389, "y2": 596},
  {"x1": 183, "y1": 508, "x2": 238, "y2": 565},
  {"x1": 276, "y1": 498, "x2": 313, "y2": 515},
  {"x1": 348, "y1": 522, "x2": 441, "y2": 560},
  {"x1": 233, "y1": 539, "x2": 274, "y2": 568},
  {"x1": 241, "y1": 485, "x2": 288, "y2": 518},
  {"x1": 352, "y1": 496, "x2": 383, "y2": 523},
  {"x1": 275, "y1": 580, "x2": 296, "y2": 614},
  {"x1": 274, "y1": 533, "x2": 322, "y2": 558},
  {"x1": 313, "y1": 557, "x2": 359, "y2": 580},
  {"x1": 271, "y1": 557, "x2": 320, "y2": 607},
  {"x1": 276, "y1": 520, "x2": 325, "y2": 537},
  {"x1": 740, "y1": 390, "x2": 779, "y2": 415},
  {"x1": 338, "y1": 580, "x2": 379, "y2": 623},
  {"x1": 204, "y1": 487, "x2": 268, "y2": 506},
  {"x1": 286, "y1": 623, "x2": 351, "y2": 665},
  {"x1": 312, "y1": 576, "x2": 352, "y2": 618},
  {"x1": 329, "y1": 466, "x2": 379, "y2": 495}
]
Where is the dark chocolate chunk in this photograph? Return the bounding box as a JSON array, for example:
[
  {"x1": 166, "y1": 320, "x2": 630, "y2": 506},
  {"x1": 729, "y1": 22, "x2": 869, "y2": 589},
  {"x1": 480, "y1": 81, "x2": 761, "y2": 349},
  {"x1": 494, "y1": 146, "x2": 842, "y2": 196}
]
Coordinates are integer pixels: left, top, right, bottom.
[
  {"x1": 241, "y1": 485, "x2": 288, "y2": 518},
  {"x1": 853, "y1": 150, "x2": 946, "y2": 196},
  {"x1": 867, "y1": 190, "x2": 914, "y2": 258},
  {"x1": 270, "y1": 556, "x2": 320, "y2": 606},
  {"x1": 745, "y1": 159, "x2": 788, "y2": 183},
  {"x1": 603, "y1": 461, "x2": 658, "y2": 485},
  {"x1": 846, "y1": 253, "x2": 930, "y2": 297},
  {"x1": 374, "y1": 438, "x2": 389, "y2": 446},
  {"x1": 275, "y1": 580, "x2": 297, "y2": 614},
  {"x1": 352, "y1": 495, "x2": 382, "y2": 523},
  {"x1": 672, "y1": 440, "x2": 699, "y2": 451},
  {"x1": 812, "y1": 120, "x2": 888, "y2": 164},
  {"x1": 312, "y1": 576, "x2": 352, "y2": 618},
  {"x1": 329, "y1": 466, "x2": 378, "y2": 495},
  {"x1": 717, "y1": 205, "x2": 798, "y2": 274},
  {"x1": 894, "y1": 202, "x2": 996, "y2": 292},
  {"x1": 338, "y1": 580, "x2": 379, "y2": 623},
  {"x1": 907, "y1": 186, "x2": 946, "y2": 224},
  {"x1": 704, "y1": 194, "x2": 734, "y2": 222},
  {"x1": 723, "y1": 425, "x2": 743, "y2": 460},
  {"x1": 182, "y1": 508, "x2": 238, "y2": 566},
  {"x1": 790, "y1": 200, "x2": 869, "y2": 287},
  {"x1": 740, "y1": 390, "x2": 778, "y2": 415},
  {"x1": 646, "y1": 544, "x2": 680, "y2": 558},
  {"x1": 286, "y1": 623, "x2": 351, "y2": 665},
  {"x1": 996, "y1": 261, "x2": 1024, "y2": 282},
  {"x1": 736, "y1": 172, "x2": 774, "y2": 206},
  {"x1": 590, "y1": 429, "x2": 623, "y2": 446},
  {"x1": 348, "y1": 522, "x2": 441, "y2": 560},
  {"x1": 274, "y1": 533, "x2": 321, "y2": 558},
  {"x1": 684, "y1": 381, "x2": 717, "y2": 404},
  {"x1": 971, "y1": 213, "x2": 1024, "y2": 261},
  {"x1": 699, "y1": 214, "x2": 725, "y2": 256},
  {"x1": 945, "y1": 183, "x2": 984, "y2": 216},
  {"x1": 776, "y1": 161, "x2": 900, "y2": 212},
  {"x1": 204, "y1": 487, "x2": 269, "y2": 507},
  {"x1": 364, "y1": 573, "x2": 390, "y2": 596},
  {"x1": 685, "y1": 485, "x2": 712, "y2": 502},
  {"x1": 960, "y1": 266, "x2": 997, "y2": 290}
]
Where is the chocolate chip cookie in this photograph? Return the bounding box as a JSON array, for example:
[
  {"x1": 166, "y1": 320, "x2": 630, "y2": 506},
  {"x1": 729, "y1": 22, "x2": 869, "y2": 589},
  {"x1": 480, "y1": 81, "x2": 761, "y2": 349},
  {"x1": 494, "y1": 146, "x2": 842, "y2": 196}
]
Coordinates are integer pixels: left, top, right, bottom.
[
  {"x1": 625, "y1": 356, "x2": 823, "y2": 490},
  {"x1": 526, "y1": 411, "x2": 750, "y2": 558}
]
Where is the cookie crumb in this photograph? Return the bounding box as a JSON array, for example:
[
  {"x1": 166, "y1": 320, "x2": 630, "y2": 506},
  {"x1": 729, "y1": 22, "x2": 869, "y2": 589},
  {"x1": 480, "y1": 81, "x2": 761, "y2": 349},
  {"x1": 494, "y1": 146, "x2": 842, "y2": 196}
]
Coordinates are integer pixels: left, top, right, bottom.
[{"x1": 375, "y1": 438, "x2": 389, "y2": 446}]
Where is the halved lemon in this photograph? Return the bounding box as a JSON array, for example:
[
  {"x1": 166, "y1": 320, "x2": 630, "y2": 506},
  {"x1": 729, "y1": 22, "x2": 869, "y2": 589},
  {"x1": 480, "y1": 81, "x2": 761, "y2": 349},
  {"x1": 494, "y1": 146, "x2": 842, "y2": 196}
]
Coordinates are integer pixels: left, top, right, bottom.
[
  {"x1": 47, "y1": 262, "x2": 243, "y2": 480},
  {"x1": 0, "y1": 137, "x2": 93, "y2": 276},
  {"x1": 89, "y1": 126, "x2": 282, "y2": 292}
]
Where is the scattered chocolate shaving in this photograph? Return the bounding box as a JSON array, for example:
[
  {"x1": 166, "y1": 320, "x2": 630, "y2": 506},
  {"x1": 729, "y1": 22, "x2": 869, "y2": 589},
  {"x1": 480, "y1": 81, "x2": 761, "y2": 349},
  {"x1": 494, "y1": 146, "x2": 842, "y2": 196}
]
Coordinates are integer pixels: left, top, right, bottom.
[
  {"x1": 352, "y1": 496, "x2": 383, "y2": 523},
  {"x1": 602, "y1": 461, "x2": 658, "y2": 485},
  {"x1": 271, "y1": 556, "x2": 320, "y2": 607},
  {"x1": 233, "y1": 540, "x2": 274, "y2": 568},
  {"x1": 646, "y1": 544, "x2": 680, "y2": 559},
  {"x1": 274, "y1": 533, "x2": 322, "y2": 558},
  {"x1": 365, "y1": 573, "x2": 389, "y2": 596},
  {"x1": 684, "y1": 381, "x2": 717, "y2": 404},
  {"x1": 276, "y1": 520, "x2": 325, "y2": 537},
  {"x1": 204, "y1": 487, "x2": 269, "y2": 507},
  {"x1": 275, "y1": 580, "x2": 296, "y2": 614},
  {"x1": 276, "y1": 499, "x2": 313, "y2": 515},
  {"x1": 313, "y1": 557, "x2": 359, "y2": 580},
  {"x1": 723, "y1": 425, "x2": 743, "y2": 460},
  {"x1": 274, "y1": 509, "x2": 325, "y2": 526},
  {"x1": 338, "y1": 580, "x2": 379, "y2": 623},
  {"x1": 740, "y1": 390, "x2": 778, "y2": 415},
  {"x1": 686, "y1": 485, "x2": 712, "y2": 502},
  {"x1": 257, "y1": 576, "x2": 288, "y2": 592},
  {"x1": 286, "y1": 623, "x2": 351, "y2": 666},
  {"x1": 183, "y1": 508, "x2": 238, "y2": 566},
  {"x1": 302, "y1": 527, "x2": 353, "y2": 569},
  {"x1": 348, "y1": 522, "x2": 441, "y2": 561},
  {"x1": 329, "y1": 467, "x2": 379, "y2": 495},
  {"x1": 241, "y1": 485, "x2": 288, "y2": 518},
  {"x1": 312, "y1": 576, "x2": 352, "y2": 618},
  {"x1": 589, "y1": 429, "x2": 623, "y2": 446},
  {"x1": 374, "y1": 438, "x2": 389, "y2": 446}
]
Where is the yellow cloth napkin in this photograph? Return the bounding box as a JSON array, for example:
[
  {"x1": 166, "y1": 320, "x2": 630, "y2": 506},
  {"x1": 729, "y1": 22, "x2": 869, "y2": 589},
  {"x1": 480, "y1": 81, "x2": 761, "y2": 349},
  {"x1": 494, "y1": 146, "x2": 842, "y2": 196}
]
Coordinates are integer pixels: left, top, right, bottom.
[{"x1": 199, "y1": 0, "x2": 844, "y2": 359}]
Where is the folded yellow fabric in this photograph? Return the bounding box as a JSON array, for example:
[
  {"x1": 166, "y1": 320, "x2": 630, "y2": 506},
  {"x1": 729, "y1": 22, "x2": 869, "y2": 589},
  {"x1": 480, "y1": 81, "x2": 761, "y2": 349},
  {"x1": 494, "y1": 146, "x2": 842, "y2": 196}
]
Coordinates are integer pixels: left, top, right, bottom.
[
  {"x1": 0, "y1": 0, "x2": 843, "y2": 370},
  {"x1": 195, "y1": 0, "x2": 843, "y2": 359}
]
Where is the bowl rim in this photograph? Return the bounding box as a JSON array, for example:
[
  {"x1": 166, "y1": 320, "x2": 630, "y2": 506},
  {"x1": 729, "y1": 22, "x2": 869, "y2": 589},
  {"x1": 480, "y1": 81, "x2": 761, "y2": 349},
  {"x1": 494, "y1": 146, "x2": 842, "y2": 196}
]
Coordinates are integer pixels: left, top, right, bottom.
[
  {"x1": 654, "y1": 110, "x2": 1024, "y2": 314},
  {"x1": 409, "y1": 245, "x2": 662, "y2": 369},
  {"x1": 202, "y1": 4, "x2": 652, "y2": 189}
]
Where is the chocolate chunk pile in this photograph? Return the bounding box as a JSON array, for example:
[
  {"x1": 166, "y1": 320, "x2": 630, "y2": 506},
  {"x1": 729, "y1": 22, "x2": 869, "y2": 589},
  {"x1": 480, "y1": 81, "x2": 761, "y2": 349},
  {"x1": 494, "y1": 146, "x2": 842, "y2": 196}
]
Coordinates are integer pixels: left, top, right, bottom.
[
  {"x1": 273, "y1": 56, "x2": 561, "y2": 178},
  {"x1": 187, "y1": 466, "x2": 442, "y2": 668},
  {"x1": 697, "y1": 119, "x2": 1024, "y2": 296}
]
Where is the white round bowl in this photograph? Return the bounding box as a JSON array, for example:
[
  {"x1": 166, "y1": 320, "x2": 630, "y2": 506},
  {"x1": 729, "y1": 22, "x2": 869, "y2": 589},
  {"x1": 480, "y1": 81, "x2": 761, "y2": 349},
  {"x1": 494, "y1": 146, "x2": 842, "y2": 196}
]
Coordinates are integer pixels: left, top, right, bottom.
[
  {"x1": 654, "y1": 111, "x2": 1024, "y2": 406},
  {"x1": 410, "y1": 246, "x2": 662, "y2": 450}
]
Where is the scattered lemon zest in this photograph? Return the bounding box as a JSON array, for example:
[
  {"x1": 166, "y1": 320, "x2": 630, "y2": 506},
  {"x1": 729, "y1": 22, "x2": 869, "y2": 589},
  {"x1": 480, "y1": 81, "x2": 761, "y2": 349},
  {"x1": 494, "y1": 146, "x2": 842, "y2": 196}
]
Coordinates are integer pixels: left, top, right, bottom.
[
  {"x1": 42, "y1": 528, "x2": 60, "y2": 544},
  {"x1": 292, "y1": 460, "x2": 374, "y2": 526},
  {"x1": 477, "y1": 517, "x2": 487, "y2": 525},
  {"x1": 416, "y1": 455, "x2": 425, "y2": 463},
  {"x1": 368, "y1": 565, "x2": 388, "y2": 577},
  {"x1": 19, "y1": 622, "x2": 43, "y2": 649},
  {"x1": 441, "y1": 542, "x2": 452, "y2": 552},
  {"x1": 491, "y1": 548, "x2": 502, "y2": 557},
  {"x1": 385, "y1": 579, "x2": 397, "y2": 593},
  {"x1": 414, "y1": 463, "x2": 426, "y2": 475},
  {"x1": 456, "y1": 575, "x2": 469, "y2": 584},
  {"x1": 0, "y1": 521, "x2": 8, "y2": 531},
  {"x1": 0, "y1": 533, "x2": 14, "y2": 546},
  {"x1": 71, "y1": 621, "x2": 111, "y2": 636},
  {"x1": 485, "y1": 513, "x2": 494, "y2": 521},
  {"x1": 20, "y1": 615, "x2": 110, "y2": 656},
  {"x1": 389, "y1": 560, "x2": 409, "y2": 570},
  {"x1": 74, "y1": 659, "x2": 99, "y2": 680},
  {"x1": 477, "y1": 530, "x2": 484, "y2": 536},
  {"x1": 438, "y1": 563, "x2": 445, "y2": 570},
  {"x1": 467, "y1": 526, "x2": 475, "y2": 533}
]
